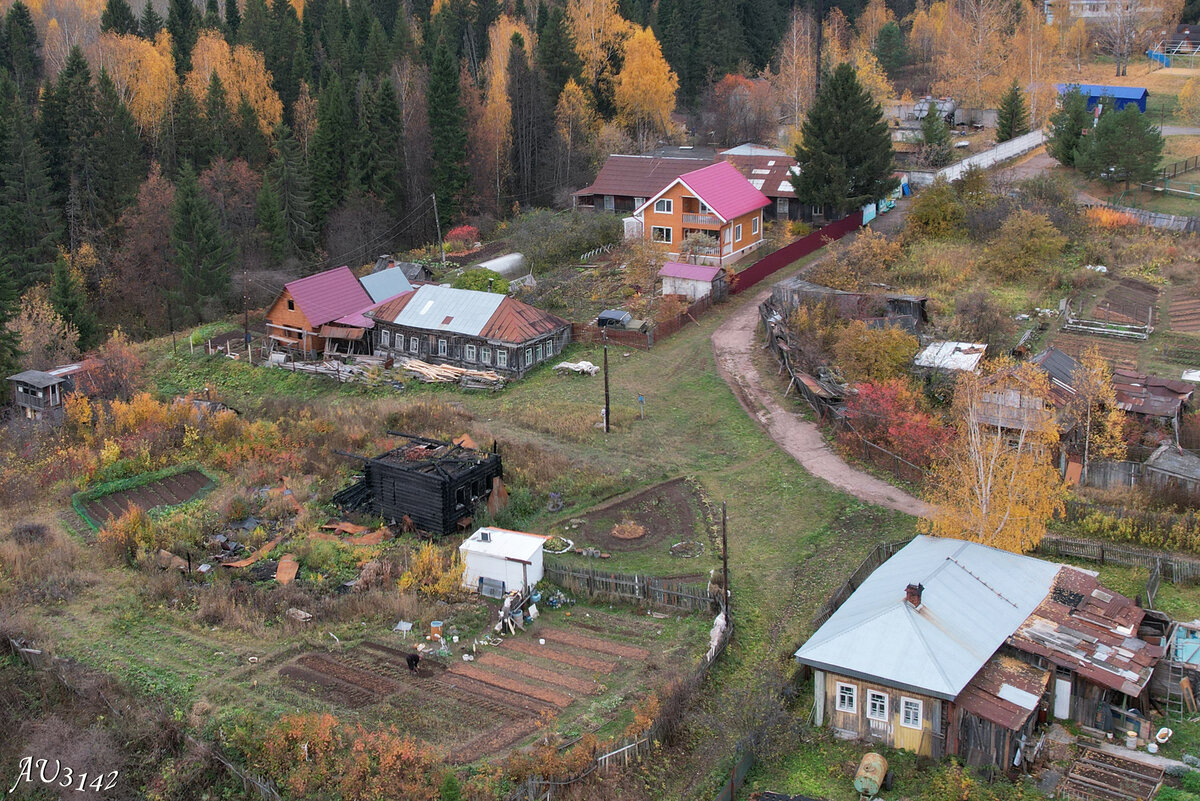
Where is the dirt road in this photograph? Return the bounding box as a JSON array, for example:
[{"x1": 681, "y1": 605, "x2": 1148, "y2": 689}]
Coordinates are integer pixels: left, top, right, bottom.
[{"x1": 710, "y1": 211, "x2": 931, "y2": 517}]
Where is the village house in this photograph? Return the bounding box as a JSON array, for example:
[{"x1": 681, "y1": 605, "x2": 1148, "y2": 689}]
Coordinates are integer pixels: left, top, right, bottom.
[
  {"x1": 7, "y1": 359, "x2": 101, "y2": 421},
  {"x1": 913, "y1": 341, "x2": 988, "y2": 375},
  {"x1": 367, "y1": 284, "x2": 570, "y2": 380},
  {"x1": 572, "y1": 154, "x2": 713, "y2": 213},
  {"x1": 264, "y1": 264, "x2": 414, "y2": 359},
  {"x1": 1031, "y1": 347, "x2": 1194, "y2": 428},
  {"x1": 717, "y1": 144, "x2": 802, "y2": 222},
  {"x1": 632, "y1": 161, "x2": 770, "y2": 267},
  {"x1": 796, "y1": 536, "x2": 1161, "y2": 771}
]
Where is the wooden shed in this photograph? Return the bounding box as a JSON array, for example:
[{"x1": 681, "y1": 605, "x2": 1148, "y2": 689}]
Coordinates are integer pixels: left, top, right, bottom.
[{"x1": 336, "y1": 434, "x2": 503, "y2": 537}]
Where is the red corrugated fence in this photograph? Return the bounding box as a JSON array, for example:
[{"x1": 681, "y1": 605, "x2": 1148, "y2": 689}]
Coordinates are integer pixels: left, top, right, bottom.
[{"x1": 730, "y1": 210, "x2": 864, "y2": 294}]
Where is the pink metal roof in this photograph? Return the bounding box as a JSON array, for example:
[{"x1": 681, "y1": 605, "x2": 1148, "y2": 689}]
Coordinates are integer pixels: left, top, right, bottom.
[
  {"x1": 285, "y1": 266, "x2": 373, "y2": 328},
  {"x1": 658, "y1": 262, "x2": 723, "y2": 282},
  {"x1": 679, "y1": 161, "x2": 770, "y2": 221},
  {"x1": 334, "y1": 291, "x2": 414, "y2": 329}
]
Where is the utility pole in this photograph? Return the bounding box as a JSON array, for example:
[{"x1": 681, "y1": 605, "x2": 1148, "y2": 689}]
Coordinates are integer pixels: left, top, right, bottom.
[
  {"x1": 721, "y1": 501, "x2": 730, "y2": 620},
  {"x1": 243, "y1": 262, "x2": 250, "y2": 352},
  {"x1": 603, "y1": 329, "x2": 610, "y2": 434},
  {"x1": 167, "y1": 295, "x2": 176, "y2": 355},
  {"x1": 431, "y1": 193, "x2": 446, "y2": 265}
]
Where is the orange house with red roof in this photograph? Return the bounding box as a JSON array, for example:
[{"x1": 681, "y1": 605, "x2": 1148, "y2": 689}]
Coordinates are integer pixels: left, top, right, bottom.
[{"x1": 632, "y1": 161, "x2": 771, "y2": 267}]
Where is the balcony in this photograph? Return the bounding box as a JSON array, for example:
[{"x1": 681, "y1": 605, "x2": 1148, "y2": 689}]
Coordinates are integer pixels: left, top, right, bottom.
[{"x1": 682, "y1": 212, "x2": 720, "y2": 226}]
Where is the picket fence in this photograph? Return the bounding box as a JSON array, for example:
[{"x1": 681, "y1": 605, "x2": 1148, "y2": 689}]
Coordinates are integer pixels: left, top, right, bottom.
[
  {"x1": 1036, "y1": 533, "x2": 1200, "y2": 585},
  {"x1": 543, "y1": 558, "x2": 713, "y2": 612}
]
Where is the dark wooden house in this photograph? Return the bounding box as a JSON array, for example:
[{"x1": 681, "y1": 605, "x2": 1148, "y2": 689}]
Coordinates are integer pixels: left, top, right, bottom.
[{"x1": 336, "y1": 434, "x2": 503, "y2": 536}]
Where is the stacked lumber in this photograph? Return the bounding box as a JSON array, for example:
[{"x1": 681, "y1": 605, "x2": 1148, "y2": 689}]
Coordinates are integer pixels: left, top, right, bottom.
[{"x1": 396, "y1": 358, "x2": 505, "y2": 389}]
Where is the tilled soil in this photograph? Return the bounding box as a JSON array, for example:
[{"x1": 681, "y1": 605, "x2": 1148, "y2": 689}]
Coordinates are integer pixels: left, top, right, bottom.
[
  {"x1": 83, "y1": 469, "x2": 213, "y2": 524},
  {"x1": 478, "y1": 653, "x2": 599, "y2": 695},
  {"x1": 279, "y1": 664, "x2": 378, "y2": 708},
  {"x1": 538, "y1": 628, "x2": 650, "y2": 660},
  {"x1": 297, "y1": 653, "x2": 399, "y2": 696},
  {"x1": 567, "y1": 478, "x2": 704, "y2": 553},
  {"x1": 447, "y1": 663, "x2": 573, "y2": 707},
  {"x1": 502, "y1": 637, "x2": 617, "y2": 672}
]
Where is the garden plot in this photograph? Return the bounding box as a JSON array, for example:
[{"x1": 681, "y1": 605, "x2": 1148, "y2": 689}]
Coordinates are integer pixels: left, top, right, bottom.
[
  {"x1": 1047, "y1": 332, "x2": 1143, "y2": 371},
  {"x1": 558, "y1": 477, "x2": 712, "y2": 554},
  {"x1": 274, "y1": 607, "x2": 699, "y2": 764},
  {"x1": 1169, "y1": 288, "x2": 1200, "y2": 334},
  {"x1": 81, "y1": 470, "x2": 213, "y2": 525}
]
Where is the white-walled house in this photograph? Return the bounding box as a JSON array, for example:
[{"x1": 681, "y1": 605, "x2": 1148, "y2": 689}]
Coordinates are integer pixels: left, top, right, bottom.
[{"x1": 459, "y1": 527, "x2": 549, "y2": 596}]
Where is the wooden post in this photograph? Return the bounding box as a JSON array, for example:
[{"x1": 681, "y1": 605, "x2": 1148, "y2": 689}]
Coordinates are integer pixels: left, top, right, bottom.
[
  {"x1": 722, "y1": 501, "x2": 730, "y2": 620},
  {"x1": 603, "y1": 329, "x2": 610, "y2": 434}
]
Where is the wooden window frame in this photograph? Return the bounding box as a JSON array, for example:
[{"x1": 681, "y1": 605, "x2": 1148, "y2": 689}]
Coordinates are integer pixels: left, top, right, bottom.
[
  {"x1": 481, "y1": 346, "x2": 491, "y2": 364},
  {"x1": 380, "y1": 329, "x2": 390, "y2": 348},
  {"x1": 752, "y1": 216, "x2": 760, "y2": 235},
  {"x1": 497, "y1": 349, "x2": 508, "y2": 368},
  {"x1": 734, "y1": 223, "x2": 743, "y2": 242},
  {"x1": 438, "y1": 339, "x2": 447, "y2": 357},
  {"x1": 867, "y1": 690, "x2": 888, "y2": 722},
  {"x1": 835, "y1": 682, "x2": 857, "y2": 714},
  {"x1": 900, "y1": 697, "x2": 922, "y2": 729},
  {"x1": 465, "y1": 343, "x2": 477, "y2": 362}
]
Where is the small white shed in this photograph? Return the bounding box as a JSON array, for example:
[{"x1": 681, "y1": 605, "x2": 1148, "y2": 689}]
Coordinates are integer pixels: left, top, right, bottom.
[{"x1": 459, "y1": 527, "x2": 549, "y2": 596}]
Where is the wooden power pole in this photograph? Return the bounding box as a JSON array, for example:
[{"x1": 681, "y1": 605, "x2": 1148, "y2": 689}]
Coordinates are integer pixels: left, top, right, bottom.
[
  {"x1": 722, "y1": 501, "x2": 730, "y2": 620},
  {"x1": 603, "y1": 331, "x2": 610, "y2": 434}
]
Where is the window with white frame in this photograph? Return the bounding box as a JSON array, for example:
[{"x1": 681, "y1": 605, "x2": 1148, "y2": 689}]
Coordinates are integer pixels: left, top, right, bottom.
[
  {"x1": 525, "y1": 347, "x2": 533, "y2": 365},
  {"x1": 409, "y1": 336, "x2": 419, "y2": 353},
  {"x1": 544, "y1": 339, "x2": 554, "y2": 356},
  {"x1": 438, "y1": 339, "x2": 447, "y2": 356},
  {"x1": 752, "y1": 216, "x2": 760, "y2": 235},
  {"x1": 654, "y1": 198, "x2": 672, "y2": 214},
  {"x1": 867, "y1": 691, "x2": 888, "y2": 721},
  {"x1": 634, "y1": 197, "x2": 645, "y2": 207},
  {"x1": 465, "y1": 344, "x2": 477, "y2": 361},
  {"x1": 381, "y1": 329, "x2": 390, "y2": 348},
  {"x1": 724, "y1": 227, "x2": 732, "y2": 244},
  {"x1": 651, "y1": 226, "x2": 672, "y2": 243},
  {"x1": 734, "y1": 224, "x2": 742, "y2": 242},
  {"x1": 497, "y1": 349, "x2": 508, "y2": 368},
  {"x1": 535, "y1": 344, "x2": 543, "y2": 362},
  {"x1": 900, "y1": 697, "x2": 922, "y2": 729},
  {"x1": 481, "y1": 346, "x2": 491, "y2": 364},
  {"x1": 603, "y1": 195, "x2": 614, "y2": 211},
  {"x1": 836, "y1": 683, "x2": 857, "y2": 713}
]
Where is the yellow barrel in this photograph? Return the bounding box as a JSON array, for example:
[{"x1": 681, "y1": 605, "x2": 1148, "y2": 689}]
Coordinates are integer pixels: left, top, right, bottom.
[{"x1": 853, "y1": 752, "x2": 889, "y2": 798}]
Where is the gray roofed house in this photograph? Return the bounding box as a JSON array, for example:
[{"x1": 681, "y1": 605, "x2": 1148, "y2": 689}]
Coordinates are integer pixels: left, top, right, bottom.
[
  {"x1": 386, "y1": 284, "x2": 506, "y2": 335},
  {"x1": 359, "y1": 266, "x2": 414, "y2": 302},
  {"x1": 1144, "y1": 443, "x2": 1200, "y2": 493}
]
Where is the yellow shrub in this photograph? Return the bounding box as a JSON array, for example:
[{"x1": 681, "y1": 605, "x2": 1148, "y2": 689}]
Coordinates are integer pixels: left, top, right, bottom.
[{"x1": 397, "y1": 542, "x2": 464, "y2": 599}]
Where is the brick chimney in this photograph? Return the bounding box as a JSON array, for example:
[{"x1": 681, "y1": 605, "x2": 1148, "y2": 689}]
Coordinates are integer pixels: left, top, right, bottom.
[{"x1": 905, "y1": 583, "x2": 924, "y2": 608}]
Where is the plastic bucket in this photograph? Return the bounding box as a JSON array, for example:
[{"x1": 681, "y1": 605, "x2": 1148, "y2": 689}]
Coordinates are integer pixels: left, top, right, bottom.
[
  {"x1": 431, "y1": 620, "x2": 443, "y2": 639},
  {"x1": 1125, "y1": 731, "x2": 1137, "y2": 749}
]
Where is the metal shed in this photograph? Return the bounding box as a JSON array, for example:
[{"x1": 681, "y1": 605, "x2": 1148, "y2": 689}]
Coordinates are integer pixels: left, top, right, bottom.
[
  {"x1": 459, "y1": 527, "x2": 548, "y2": 596},
  {"x1": 1056, "y1": 84, "x2": 1149, "y2": 113}
]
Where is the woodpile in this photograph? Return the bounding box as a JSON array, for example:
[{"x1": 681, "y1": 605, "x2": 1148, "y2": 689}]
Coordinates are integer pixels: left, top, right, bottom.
[{"x1": 396, "y1": 358, "x2": 505, "y2": 390}]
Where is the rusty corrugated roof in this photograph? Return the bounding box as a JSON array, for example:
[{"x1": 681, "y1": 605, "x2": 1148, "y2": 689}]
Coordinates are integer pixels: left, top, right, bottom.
[
  {"x1": 574, "y1": 155, "x2": 713, "y2": 199},
  {"x1": 479, "y1": 297, "x2": 570, "y2": 344},
  {"x1": 1112, "y1": 369, "x2": 1193, "y2": 418},
  {"x1": 957, "y1": 654, "x2": 1049, "y2": 731}
]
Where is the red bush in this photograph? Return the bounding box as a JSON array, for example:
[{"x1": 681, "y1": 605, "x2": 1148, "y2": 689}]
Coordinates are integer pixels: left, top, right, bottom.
[{"x1": 844, "y1": 378, "x2": 952, "y2": 467}]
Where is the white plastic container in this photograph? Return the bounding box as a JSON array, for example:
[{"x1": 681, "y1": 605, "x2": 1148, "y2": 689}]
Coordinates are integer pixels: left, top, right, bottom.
[{"x1": 1125, "y1": 731, "x2": 1138, "y2": 750}]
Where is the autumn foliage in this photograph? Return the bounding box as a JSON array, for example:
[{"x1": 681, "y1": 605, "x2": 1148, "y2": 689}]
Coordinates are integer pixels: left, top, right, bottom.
[
  {"x1": 1086, "y1": 206, "x2": 1140, "y2": 229},
  {"x1": 397, "y1": 542, "x2": 464, "y2": 598},
  {"x1": 843, "y1": 379, "x2": 952, "y2": 467},
  {"x1": 250, "y1": 713, "x2": 443, "y2": 801}
]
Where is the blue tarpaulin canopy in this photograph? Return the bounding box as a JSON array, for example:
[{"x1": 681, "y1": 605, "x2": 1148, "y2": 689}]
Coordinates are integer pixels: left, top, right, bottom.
[{"x1": 1056, "y1": 83, "x2": 1149, "y2": 112}]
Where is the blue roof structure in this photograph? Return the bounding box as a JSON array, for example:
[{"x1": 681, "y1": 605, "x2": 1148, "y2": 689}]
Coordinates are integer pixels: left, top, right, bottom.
[
  {"x1": 359, "y1": 267, "x2": 414, "y2": 303},
  {"x1": 1056, "y1": 84, "x2": 1149, "y2": 112}
]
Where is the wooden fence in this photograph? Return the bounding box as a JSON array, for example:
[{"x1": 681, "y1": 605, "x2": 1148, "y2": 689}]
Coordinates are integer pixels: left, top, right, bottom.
[
  {"x1": 570, "y1": 322, "x2": 653, "y2": 350},
  {"x1": 543, "y1": 558, "x2": 713, "y2": 612},
  {"x1": 840, "y1": 431, "x2": 928, "y2": 485},
  {"x1": 811, "y1": 539, "x2": 912, "y2": 629},
  {"x1": 730, "y1": 211, "x2": 864, "y2": 294},
  {"x1": 1036, "y1": 533, "x2": 1200, "y2": 586}
]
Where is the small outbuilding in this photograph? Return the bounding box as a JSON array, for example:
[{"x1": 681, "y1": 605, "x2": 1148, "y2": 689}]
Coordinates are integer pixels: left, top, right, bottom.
[
  {"x1": 1056, "y1": 84, "x2": 1149, "y2": 113},
  {"x1": 658, "y1": 262, "x2": 728, "y2": 302},
  {"x1": 1144, "y1": 443, "x2": 1200, "y2": 495},
  {"x1": 913, "y1": 341, "x2": 987, "y2": 374},
  {"x1": 459, "y1": 527, "x2": 549, "y2": 597}
]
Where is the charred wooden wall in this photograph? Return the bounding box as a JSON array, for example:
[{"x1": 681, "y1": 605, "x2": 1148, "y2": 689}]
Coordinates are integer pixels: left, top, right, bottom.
[{"x1": 366, "y1": 454, "x2": 502, "y2": 536}]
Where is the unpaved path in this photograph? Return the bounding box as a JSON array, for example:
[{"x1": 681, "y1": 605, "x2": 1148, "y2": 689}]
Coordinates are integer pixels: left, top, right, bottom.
[{"x1": 711, "y1": 211, "x2": 932, "y2": 517}]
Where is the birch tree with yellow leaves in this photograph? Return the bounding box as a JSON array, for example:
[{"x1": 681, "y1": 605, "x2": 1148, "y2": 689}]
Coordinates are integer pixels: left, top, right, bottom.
[
  {"x1": 184, "y1": 30, "x2": 282, "y2": 135},
  {"x1": 770, "y1": 6, "x2": 817, "y2": 146},
  {"x1": 613, "y1": 26, "x2": 678, "y2": 151},
  {"x1": 1064, "y1": 346, "x2": 1127, "y2": 482},
  {"x1": 93, "y1": 30, "x2": 177, "y2": 141},
  {"x1": 921, "y1": 361, "x2": 1065, "y2": 554}
]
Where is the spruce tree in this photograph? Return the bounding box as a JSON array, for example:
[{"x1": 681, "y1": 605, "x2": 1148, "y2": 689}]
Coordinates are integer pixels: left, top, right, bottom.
[
  {"x1": 508, "y1": 32, "x2": 550, "y2": 207},
  {"x1": 873, "y1": 21, "x2": 906, "y2": 77},
  {"x1": 140, "y1": 0, "x2": 165, "y2": 38},
  {"x1": 224, "y1": 0, "x2": 241, "y2": 40},
  {"x1": 791, "y1": 62, "x2": 897, "y2": 214},
  {"x1": 203, "y1": 0, "x2": 224, "y2": 30},
  {"x1": 50, "y1": 254, "x2": 98, "y2": 350},
  {"x1": 309, "y1": 73, "x2": 353, "y2": 224},
  {"x1": 1048, "y1": 86, "x2": 1091, "y2": 167},
  {"x1": 43, "y1": 47, "x2": 98, "y2": 208},
  {"x1": 536, "y1": 5, "x2": 581, "y2": 104},
  {"x1": 4, "y1": 2, "x2": 42, "y2": 101},
  {"x1": 362, "y1": 18, "x2": 391, "y2": 76},
  {"x1": 0, "y1": 104, "x2": 62, "y2": 291},
  {"x1": 352, "y1": 79, "x2": 403, "y2": 206},
  {"x1": 231, "y1": 94, "x2": 269, "y2": 168},
  {"x1": 427, "y1": 36, "x2": 468, "y2": 224},
  {"x1": 101, "y1": 0, "x2": 140, "y2": 35},
  {"x1": 171, "y1": 89, "x2": 207, "y2": 172},
  {"x1": 0, "y1": 266, "x2": 19, "y2": 398},
  {"x1": 171, "y1": 161, "x2": 234, "y2": 321},
  {"x1": 239, "y1": 0, "x2": 270, "y2": 50},
  {"x1": 267, "y1": 0, "x2": 301, "y2": 109},
  {"x1": 167, "y1": 0, "x2": 199, "y2": 75},
  {"x1": 267, "y1": 122, "x2": 314, "y2": 252},
  {"x1": 920, "y1": 99, "x2": 952, "y2": 167},
  {"x1": 1075, "y1": 105, "x2": 1164, "y2": 184},
  {"x1": 93, "y1": 68, "x2": 145, "y2": 237},
  {"x1": 255, "y1": 178, "x2": 288, "y2": 264},
  {"x1": 203, "y1": 72, "x2": 232, "y2": 163},
  {"x1": 996, "y1": 79, "x2": 1030, "y2": 143}
]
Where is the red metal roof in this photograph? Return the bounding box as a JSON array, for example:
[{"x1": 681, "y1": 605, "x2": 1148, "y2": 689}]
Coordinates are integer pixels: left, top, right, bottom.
[
  {"x1": 957, "y1": 654, "x2": 1049, "y2": 731},
  {"x1": 367, "y1": 291, "x2": 417, "y2": 325},
  {"x1": 676, "y1": 161, "x2": 771, "y2": 221},
  {"x1": 284, "y1": 266, "x2": 373, "y2": 328},
  {"x1": 718, "y1": 153, "x2": 799, "y2": 199},
  {"x1": 1010, "y1": 566, "x2": 1162, "y2": 697},
  {"x1": 573, "y1": 155, "x2": 713, "y2": 200},
  {"x1": 658, "y1": 262, "x2": 723, "y2": 282},
  {"x1": 1112, "y1": 369, "x2": 1193, "y2": 418},
  {"x1": 479, "y1": 296, "x2": 570, "y2": 344}
]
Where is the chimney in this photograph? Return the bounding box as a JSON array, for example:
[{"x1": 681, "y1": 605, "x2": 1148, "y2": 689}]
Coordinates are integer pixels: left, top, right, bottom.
[{"x1": 905, "y1": 583, "x2": 924, "y2": 608}]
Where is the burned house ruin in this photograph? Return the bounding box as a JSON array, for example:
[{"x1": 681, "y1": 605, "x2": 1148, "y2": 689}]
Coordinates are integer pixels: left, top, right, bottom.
[{"x1": 334, "y1": 433, "x2": 503, "y2": 536}]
